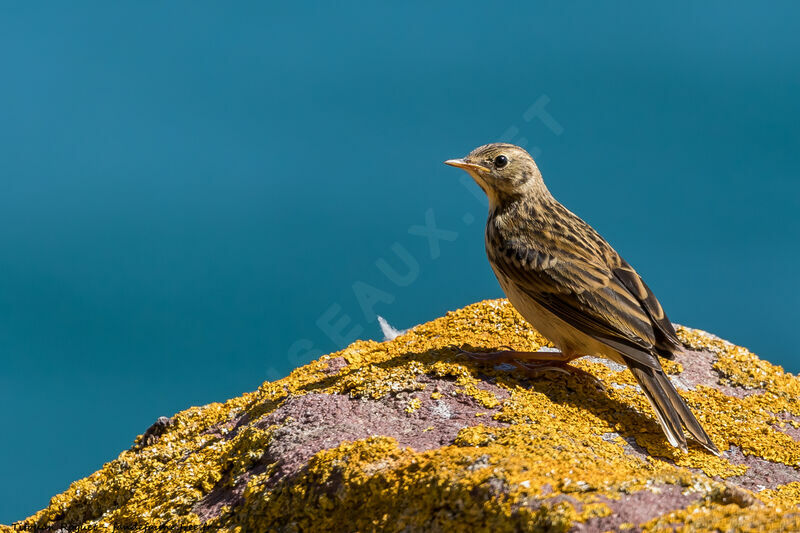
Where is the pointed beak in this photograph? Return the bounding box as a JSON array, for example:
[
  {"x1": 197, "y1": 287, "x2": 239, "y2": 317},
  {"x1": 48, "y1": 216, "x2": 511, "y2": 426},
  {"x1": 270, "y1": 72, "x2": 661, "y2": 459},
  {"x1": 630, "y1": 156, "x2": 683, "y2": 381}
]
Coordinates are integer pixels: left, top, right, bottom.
[{"x1": 444, "y1": 158, "x2": 488, "y2": 173}]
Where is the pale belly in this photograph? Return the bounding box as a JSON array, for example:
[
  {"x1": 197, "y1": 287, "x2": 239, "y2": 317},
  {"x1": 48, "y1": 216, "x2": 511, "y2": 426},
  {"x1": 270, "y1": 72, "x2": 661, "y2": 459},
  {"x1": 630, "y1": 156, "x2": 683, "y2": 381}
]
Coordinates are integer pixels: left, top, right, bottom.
[{"x1": 493, "y1": 266, "x2": 623, "y2": 363}]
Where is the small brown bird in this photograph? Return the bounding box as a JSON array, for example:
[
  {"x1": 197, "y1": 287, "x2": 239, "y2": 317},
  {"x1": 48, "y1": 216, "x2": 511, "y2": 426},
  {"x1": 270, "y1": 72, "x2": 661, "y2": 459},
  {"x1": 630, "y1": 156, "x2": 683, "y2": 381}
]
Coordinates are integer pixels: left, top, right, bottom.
[{"x1": 445, "y1": 143, "x2": 719, "y2": 455}]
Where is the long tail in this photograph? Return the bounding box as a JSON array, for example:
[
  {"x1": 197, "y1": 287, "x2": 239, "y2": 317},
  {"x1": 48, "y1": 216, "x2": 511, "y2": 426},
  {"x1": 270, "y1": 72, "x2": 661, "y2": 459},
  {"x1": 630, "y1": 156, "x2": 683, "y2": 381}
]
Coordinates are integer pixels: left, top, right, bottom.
[{"x1": 628, "y1": 363, "x2": 720, "y2": 455}]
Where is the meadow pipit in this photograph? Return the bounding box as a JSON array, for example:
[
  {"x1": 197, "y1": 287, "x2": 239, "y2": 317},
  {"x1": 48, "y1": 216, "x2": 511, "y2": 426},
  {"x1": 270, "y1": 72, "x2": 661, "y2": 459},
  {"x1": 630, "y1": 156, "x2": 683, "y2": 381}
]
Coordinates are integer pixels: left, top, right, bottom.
[{"x1": 446, "y1": 143, "x2": 719, "y2": 455}]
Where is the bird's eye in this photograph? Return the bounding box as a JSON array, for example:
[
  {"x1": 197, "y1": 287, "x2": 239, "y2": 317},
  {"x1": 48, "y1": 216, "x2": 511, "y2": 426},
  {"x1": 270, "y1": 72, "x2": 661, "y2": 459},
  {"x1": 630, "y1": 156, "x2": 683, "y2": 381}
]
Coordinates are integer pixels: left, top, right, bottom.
[{"x1": 494, "y1": 155, "x2": 508, "y2": 169}]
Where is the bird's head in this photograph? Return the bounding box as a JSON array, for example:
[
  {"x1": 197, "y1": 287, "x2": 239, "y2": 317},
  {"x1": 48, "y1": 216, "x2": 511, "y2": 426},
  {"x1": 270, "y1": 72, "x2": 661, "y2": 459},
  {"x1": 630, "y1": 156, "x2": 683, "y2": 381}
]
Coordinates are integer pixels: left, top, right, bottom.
[{"x1": 445, "y1": 143, "x2": 546, "y2": 206}]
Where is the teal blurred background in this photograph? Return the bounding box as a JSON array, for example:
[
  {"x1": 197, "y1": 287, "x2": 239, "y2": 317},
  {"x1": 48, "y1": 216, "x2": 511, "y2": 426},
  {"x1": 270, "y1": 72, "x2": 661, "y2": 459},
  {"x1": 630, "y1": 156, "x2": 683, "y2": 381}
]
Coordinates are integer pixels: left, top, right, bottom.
[{"x1": 1, "y1": 2, "x2": 798, "y2": 523}]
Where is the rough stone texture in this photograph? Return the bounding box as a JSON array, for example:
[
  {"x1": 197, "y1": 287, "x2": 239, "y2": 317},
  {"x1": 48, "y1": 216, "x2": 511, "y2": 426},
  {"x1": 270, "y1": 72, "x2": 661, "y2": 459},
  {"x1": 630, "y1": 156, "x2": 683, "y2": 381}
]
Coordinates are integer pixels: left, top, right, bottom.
[
  {"x1": 259, "y1": 381, "x2": 508, "y2": 475},
  {"x1": 6, "y1": 300, "x2": 800, "y2": 533},
  {"x1": 670, "y1": 348, "x2": 761, "y2": 398},
  {"x1": 322, "y1": 356, "x2": 348, "y2": 375},
  {"x1": 576, "y1": 484, "x2": 703, "y2": 532},
  {"x1": 723, "y1": 446, "x2": 800, "y2": 491}
]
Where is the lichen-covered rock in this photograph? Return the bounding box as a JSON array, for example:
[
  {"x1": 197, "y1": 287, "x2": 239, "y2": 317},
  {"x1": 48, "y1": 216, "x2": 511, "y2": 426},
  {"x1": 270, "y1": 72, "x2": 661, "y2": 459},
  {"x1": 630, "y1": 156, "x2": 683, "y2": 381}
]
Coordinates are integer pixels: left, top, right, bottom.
[{"x1": 6, "y1": 300, "x2": 800, "y2": 532}]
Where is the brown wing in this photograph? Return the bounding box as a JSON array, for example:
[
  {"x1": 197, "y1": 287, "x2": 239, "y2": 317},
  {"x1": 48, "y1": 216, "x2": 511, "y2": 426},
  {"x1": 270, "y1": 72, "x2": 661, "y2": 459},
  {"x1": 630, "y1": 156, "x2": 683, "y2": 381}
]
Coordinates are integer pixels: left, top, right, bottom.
[
  {"x1": 488, "y1": 207, "x2": 679, "y2": 368},
  {"x1": 490, "y1": 238, "x2": 660, "y2": 369},
  {"x1": 612, "y1": 260, "x2": 682, "y2": 358}
]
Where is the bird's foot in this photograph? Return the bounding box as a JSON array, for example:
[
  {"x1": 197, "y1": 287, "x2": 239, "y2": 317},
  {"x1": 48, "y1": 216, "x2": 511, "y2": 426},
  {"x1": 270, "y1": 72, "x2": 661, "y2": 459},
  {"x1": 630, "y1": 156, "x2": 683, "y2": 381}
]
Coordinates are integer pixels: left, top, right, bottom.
[
  {"x1": 449, "y1": 345, "x2": 605, "y2": 389},
  {"x1": 449, "y1": 345, "x2": 573, "y2": 363}
]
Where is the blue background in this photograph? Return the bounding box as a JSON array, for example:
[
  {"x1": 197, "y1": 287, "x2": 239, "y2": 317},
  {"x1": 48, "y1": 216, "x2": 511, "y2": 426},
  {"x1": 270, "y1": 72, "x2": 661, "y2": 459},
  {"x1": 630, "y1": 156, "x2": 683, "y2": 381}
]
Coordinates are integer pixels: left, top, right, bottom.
[{"x1": 1, "y1": 2, "x2": 798, "y2": 523}]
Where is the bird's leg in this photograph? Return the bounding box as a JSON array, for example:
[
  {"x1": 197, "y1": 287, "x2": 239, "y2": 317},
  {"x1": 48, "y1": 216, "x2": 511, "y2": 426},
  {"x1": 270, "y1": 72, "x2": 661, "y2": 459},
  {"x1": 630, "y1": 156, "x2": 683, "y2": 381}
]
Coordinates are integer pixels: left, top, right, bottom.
[
  {"x1": 450, "y1": 345, "x2": 574, "y2": 363},
  {"x1": 449, "y1": 345, "x2": 605, "y2": 389},
  {"x1": 449, "y1": 345, "x2": 574, "y2": 375}
]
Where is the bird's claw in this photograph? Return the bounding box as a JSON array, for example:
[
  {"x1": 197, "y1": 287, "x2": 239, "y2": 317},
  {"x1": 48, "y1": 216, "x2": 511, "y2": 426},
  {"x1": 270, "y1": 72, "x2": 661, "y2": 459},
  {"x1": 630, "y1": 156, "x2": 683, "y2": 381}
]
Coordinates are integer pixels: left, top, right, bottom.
[{"x1": 449, "y1": 344, "x2": 606, "y2": 389}]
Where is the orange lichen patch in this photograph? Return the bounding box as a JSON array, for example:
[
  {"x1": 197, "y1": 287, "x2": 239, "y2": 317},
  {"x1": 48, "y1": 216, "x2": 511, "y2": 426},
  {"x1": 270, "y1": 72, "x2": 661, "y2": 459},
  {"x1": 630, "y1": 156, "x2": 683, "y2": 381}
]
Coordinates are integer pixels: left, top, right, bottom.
[
  {"x1": 642, "y1": 501, "x2": 800, "y2": 532},
  {"x1": 405, "y1": 397, "x2": 422, "y2": 413},
  {"x1": 454, "y1": 425, "x2": 498, "y2": 447},
  {"x1": 759, "y1": 482, "x2": 800, "y2": 510},
  {"x1": 10, "y1": 300, "x2": 800, "y2": 532},
  {"x1": 660, "y1": 359, "x2": 684, "y2": 375},
  {"x1": 579, "y1": 502, "x2": 612, "y2": 520},
  {"x1": 337, "y1": 361, "x2": 428, "y2": 399},
  {"x1": 456, "y1": 384, "x2": 501, "y2": 409}
]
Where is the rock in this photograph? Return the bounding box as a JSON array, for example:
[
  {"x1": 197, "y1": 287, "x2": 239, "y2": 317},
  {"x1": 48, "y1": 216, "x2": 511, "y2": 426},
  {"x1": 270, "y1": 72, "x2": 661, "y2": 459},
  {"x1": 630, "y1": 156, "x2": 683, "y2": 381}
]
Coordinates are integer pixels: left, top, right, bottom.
[
  {"x1": 134, "y1": 416, "x2": 174, "y2": 449},
  {"x1": 7, "y1": 300, "x2": 800, "y2": 532}
]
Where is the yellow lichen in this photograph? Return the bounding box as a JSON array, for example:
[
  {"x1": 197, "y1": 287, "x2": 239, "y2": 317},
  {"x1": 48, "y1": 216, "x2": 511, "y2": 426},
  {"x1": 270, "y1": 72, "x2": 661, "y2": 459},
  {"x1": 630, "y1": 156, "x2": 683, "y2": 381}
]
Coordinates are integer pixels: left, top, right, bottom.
[
  {"x1": 643, "y1": 501, "x2": 800, "y2": 532},
  {"x1": 759, "y1": 482, "x2": 800, "y2": 510},
  {"x1": 8, "y1": 300, "x2": 800, "y2": 532},
  {"x1": 405, "y1": 397, "x2": 422, "y2": 413},
  {"x1": 456, "y1": 384, "x2": 501, "y2": 409},
  {"x1": 579, "y1": 501, "x2": 612, "y2": 520}
]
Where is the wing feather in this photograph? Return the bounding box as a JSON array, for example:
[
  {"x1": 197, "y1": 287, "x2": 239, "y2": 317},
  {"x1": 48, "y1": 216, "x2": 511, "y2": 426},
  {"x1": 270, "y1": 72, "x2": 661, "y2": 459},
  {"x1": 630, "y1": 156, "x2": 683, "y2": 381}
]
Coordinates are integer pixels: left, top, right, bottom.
[
  {"x1": 613, "y1": 261, "x2": 682, "y2": 356},
  {"x1": 488, "y1": 208, "x2": 677, "y2": 367}
]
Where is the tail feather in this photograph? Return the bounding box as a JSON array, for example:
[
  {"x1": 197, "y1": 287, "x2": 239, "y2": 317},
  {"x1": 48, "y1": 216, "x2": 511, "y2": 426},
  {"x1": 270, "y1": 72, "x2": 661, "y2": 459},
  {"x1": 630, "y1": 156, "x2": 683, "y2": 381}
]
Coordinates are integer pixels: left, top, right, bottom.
[
  {"x1": 653, "y1": 371, "x2": 719, "y2": 455},
  {"x1": 628, "y1": 363, "x2": 720, "y2": 456}
]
